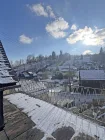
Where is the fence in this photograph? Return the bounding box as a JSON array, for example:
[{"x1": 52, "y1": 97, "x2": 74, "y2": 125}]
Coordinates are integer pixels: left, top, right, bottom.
[{"x1": 5, "y1": 79, "x2": 104, "y2": 126}]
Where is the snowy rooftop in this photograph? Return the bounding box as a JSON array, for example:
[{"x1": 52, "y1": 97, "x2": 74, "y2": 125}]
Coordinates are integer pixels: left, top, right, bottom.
[
  {"x1": 0, "y1": 41, "x2": 16, "y2": 84},
  {"x1": 80, "y1": 70, "x2": 105, "y2": 80},
  {"x1": 59, "y1": 65, "x2": 77, "y2": 72},
  {"x1": 82, "y1": 56, "x2": 91, "y2": 63}
]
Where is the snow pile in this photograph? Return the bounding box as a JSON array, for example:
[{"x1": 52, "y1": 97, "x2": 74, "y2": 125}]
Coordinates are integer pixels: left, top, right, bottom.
[{"x1": 5, "y1": 93, "x2": 105, "y2": 140}]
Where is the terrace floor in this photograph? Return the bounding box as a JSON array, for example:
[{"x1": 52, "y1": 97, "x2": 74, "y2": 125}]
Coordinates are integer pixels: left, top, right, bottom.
[
  {"x1": 0, "y1": 93, "x2": 100, "y2": 140},
  {"x1": 0, "y1": 97, "x2": 77, "y2": 140},
  {"x1": 0, "y1": 99, "x2": 44, "y2": 140}
]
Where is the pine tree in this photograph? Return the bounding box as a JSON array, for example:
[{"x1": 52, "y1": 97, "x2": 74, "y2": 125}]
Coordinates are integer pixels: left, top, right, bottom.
[
  {"x1": 100, "y1": 47, "x2": 104, "y2": 54},
  {"x1": 52, "y1": 51, "x2": 56, "y2": 60}
]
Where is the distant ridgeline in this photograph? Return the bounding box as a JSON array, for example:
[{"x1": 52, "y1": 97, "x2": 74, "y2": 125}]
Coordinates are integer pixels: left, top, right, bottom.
[{"x1": 0, "y1": 41, "x2": 17, "y2": 87}]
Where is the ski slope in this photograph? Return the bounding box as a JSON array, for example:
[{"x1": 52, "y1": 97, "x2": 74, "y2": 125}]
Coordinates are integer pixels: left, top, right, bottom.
[{"x1": 5, "y1": 93, "x2": 105, "y2": 140}]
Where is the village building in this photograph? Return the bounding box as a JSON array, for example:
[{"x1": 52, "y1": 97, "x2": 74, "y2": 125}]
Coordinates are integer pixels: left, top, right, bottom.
[{"x1": 79, "y1": 70, "x2": 105, "y2": 89}]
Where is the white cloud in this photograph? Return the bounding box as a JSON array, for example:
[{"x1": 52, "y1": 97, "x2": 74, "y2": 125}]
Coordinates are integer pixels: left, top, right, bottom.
[
  {"x1": 71, "y1": 24, "x2": 77, "y2": 30},
  {"x1": 83, "y1": 50, "x2": 93, "y2": 55},
  {"x1": 67, "y1": 26, "x2": 105, "y2": 46},
  {"x1": 19, "y1": 34, "x2": 33, "y2": 44},
  {"x1": 27, "y1": 4, "x2": 55, "y2": 18},
  {"x1": 27, "y1": 3, "x2": 48, "y2": 17},
  {"x1": 46, "y1": 5, "x2": 56, "y2": 18},
  {"x1": 46, "y1": 17, "x2": 69, "y2": 38}
]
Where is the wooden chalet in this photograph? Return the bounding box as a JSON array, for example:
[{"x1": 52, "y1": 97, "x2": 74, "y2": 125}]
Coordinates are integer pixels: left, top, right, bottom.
[{"x1": 79, "y1": 70, "x2": 105, "y2": 89}]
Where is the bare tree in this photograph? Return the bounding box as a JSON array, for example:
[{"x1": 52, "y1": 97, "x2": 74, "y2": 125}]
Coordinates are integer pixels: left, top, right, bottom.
[{"x1": 26, "y1": 54, "x2": 36, "y2": 63}]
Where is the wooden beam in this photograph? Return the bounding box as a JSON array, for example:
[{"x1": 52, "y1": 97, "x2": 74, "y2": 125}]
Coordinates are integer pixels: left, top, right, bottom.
[
  {"x1": 0, "y1": 85, "x2": 21, "y2": 91},
  {"x1": 0, "y1": 91, "x2": 4, "y2": 131}
]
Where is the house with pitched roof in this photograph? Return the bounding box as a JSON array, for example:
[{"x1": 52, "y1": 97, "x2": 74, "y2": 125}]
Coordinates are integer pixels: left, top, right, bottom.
[{"x1": 79, "y1": 70, "x2": 105, "y2": 88}]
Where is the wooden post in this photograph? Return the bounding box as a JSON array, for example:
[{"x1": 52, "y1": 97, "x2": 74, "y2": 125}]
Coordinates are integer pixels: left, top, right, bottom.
[{"x1": 0, "y1": 91, "x2": 4, "y2": 131}]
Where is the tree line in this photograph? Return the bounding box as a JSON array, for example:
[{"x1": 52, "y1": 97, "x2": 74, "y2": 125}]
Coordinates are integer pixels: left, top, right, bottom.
[
  {"x1": 10, "y1": 50, "x2": 71, "y2": 67},
  {"x1": 92, "y1": 47, "x2": 105, "y2": 66}
]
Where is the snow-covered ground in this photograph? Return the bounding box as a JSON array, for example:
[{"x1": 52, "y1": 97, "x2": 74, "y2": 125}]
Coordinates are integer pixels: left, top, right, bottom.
[{"x1": 5, "y1": 93, "x2": 105, "y2": 140}]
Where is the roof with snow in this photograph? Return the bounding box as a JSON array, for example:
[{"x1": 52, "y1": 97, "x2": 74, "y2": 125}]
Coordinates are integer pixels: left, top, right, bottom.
[
  {"x1": 80, "y1": 70, "x2": 105, "y2": 80},
  {"x1": 82, "y1": 55, "x2": 91, "y2": 63},
  {"x1": 0, "y1": 41, "x2": 16, "y2": 85},
  {"x1": 59, "y1": 65, "x2": 77, "y2": 72}
]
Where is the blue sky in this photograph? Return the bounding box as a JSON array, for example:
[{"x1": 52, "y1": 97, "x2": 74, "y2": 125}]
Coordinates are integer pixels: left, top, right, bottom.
[{"x1": 0, "y1": 0, "x2": 105, "y2": 61}]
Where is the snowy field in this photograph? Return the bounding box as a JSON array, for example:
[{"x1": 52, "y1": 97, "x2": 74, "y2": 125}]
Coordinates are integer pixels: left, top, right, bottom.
[{"x1": 5, "y1": 93, "x2": 105, "y2": 140}]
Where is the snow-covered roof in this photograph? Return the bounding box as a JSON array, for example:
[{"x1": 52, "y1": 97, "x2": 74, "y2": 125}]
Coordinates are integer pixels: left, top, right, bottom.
[
  {"x1": 59, "y1": 65, "x2": 77, "y2": 72},
  {"x1": 80, "y1": 70, "x2": 105, "y2": 80},
  {"x1": 28, "y1": 71, "x2": 33, "y2": 74},
  {"x1": 100, "y1": 106, "x2": 105, "y2": 110},
  {"x1": 0, "y1": 41, "x2": 16, "y2": 84},
  {"x1": 0, "y1": 77, "x2": 14, "y2": 84},
  {"x1": 82, "y1": 56, "x2": 91, "y2": 63},
  {"x1": 63, "y1": 60, "x2": 71, "y2": 66},
  {"x1": 37, "y1": 71, "x2": 43, "y2": 75},
  {"x1": 22, "y1": 72, "x2": 30, "y2": 77},
  {"x1": 33, "y1": 73, "x2": 37, "y2": 76}
]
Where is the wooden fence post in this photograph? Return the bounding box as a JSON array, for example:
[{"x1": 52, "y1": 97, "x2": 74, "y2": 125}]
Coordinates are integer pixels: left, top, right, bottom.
[{"x1": 0, "y1": 91, "x2": 4, "y2": 131}]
